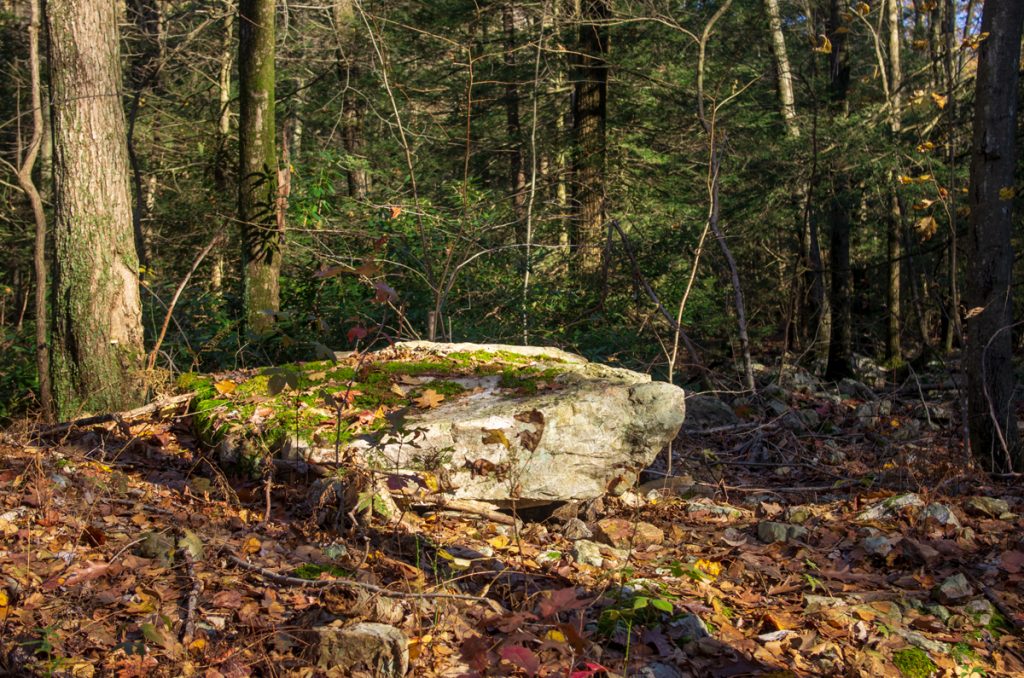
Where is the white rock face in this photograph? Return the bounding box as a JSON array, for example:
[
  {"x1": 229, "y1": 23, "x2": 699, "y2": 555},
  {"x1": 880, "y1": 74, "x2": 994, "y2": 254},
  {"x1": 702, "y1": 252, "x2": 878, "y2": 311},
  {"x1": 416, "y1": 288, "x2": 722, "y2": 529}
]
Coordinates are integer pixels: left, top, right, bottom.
[{"x1": 302, "y1": 342, "x2": 686, "y2": 505}]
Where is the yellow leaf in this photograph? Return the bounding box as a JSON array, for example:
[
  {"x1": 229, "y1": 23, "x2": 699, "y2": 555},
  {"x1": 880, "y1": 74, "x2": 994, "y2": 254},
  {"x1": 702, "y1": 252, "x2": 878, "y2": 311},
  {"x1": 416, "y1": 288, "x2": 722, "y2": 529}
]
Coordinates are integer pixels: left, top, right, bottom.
[
  {"x1": 487, "y1": 534, "x2": 510, "y2": 550},
  {"x1": 437, "y1": 549, "x2": 471, "y2": 570},
  {"x1": 999, "y1": 186, "x2": 1016, "y2": 200},
  {"x1": 915, "y1": 174, "x2": 933, "y2": 183},
  {"x1": 214, "y1": 380, "x2": 237, "y2": 395},
  {"x1": 695, "y1": 559, "x2": 722, "y2": 579},
  {"x1": 890, "y1": 419, "x2": 900, "y2": 428},
  {"x1": 545, "y1": 629, "x2": 567, "y2": 643},
  {"x1": 481, "y1": 429, "x2": 511, "y2": 449},
  {"x1": 0, "y1": 589, "x2": 8, "y2": 619},
  {"x1": 856, "y1": 2, "x2": 870, "y2": 16},
  {"x1": 930, "y1": 92, "x2": 948, "y2": 109},
  {"x1": 242, "y1": 536, "x2": 262, "y2": 555},
  {"x1": 915, "y1": 215, "x2": 938, "y2": 240},
  {"x1": 912, "y1": 199, "x2": 934, "y2": 211},
  {"x1": 965, "y1": 306, "x2": 984, "y2": 319},
  {"x1": 814, "y1": 34, "x2": 832, "y2": 54},
  {"x1": 916, "y1": 141, "x2": 935, "y2": 152},
  {"x1": 422, "y1": 472, "x2": 439, "y2": 493},
  {"x1": 897, "y1": 175, "x2": 915, "y2": 185},
  {"x1": 390, "y1": 383, "x2": 408, "y2": 397}
]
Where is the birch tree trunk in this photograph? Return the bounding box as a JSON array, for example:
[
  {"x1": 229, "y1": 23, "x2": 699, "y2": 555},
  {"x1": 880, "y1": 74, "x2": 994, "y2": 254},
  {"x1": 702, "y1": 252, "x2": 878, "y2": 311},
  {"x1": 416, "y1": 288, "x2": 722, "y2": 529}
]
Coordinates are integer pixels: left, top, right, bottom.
[
  {"x1": 46, "y1": 0, "x2": 146, "y2": 418},
  {"x1": 763, "y1": 0, "x2": 798, "y2": 139}
]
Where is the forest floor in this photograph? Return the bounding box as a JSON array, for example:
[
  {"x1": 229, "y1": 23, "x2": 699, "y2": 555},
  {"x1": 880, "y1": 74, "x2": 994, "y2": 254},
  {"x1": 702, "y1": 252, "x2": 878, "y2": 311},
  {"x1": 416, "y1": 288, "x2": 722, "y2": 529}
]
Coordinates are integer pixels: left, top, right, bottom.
[{"x1": 1, "y1": 374, "x2": 1023, "y2": 677}]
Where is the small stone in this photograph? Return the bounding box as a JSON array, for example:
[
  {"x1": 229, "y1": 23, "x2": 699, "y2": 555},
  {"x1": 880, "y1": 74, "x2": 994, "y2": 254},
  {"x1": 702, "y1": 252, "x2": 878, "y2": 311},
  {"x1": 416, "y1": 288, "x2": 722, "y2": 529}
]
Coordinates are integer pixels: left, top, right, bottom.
[
  {"x1": 798, "y1": 408, "x2": 821, "y2": 429},
  {"x1": 856, "y1": 493, "x2": 923, "y2": 522},
  {"x1": 765, "y1": 398, "x2": 790, "y2": 416},
  {"x1": 838, "y1": 378, "x2": 876, "y2": 401},
  {"x1": 685, "y1": 499, "x2": 744, "y2": 520},
  {"x1": 924, "y1": 604, "x2": 951, "y2": 622},
  {"x1": 562, "y1": 518, "x2": 593, "y2": 541},
  {"x1": 671, "y1": 614, "x2": 710, "y2": 641},
  {"x1": 550, "y1": 501, "x2": 580, "y2": 523},
  {"x1": 684, "y1": 395, "x2": 740, "y2": 429},
  {"x1": 934, "y1": 573, "x2": 973, "y2": 605},
  {"x1": 135, "y1": 531, "x2": 175, "y2": 567},
  {"x1": 310, "y1": 622, "x2": 408, "y2": 677},
  {"x1": 633, "y1": 662, "x2": 685, "y2": 678},
  {"x1": 921, "y1": 503, "x2": 960, "y2": 527},
  {"x1": 757, "y1": 521, "x2": 806, "y2": 544},
  {"x1": 594, "y1": 518, "x2": 664, "y2": 549},
  {"x1": 965, "y1": 496, "x2": 1010, "y2": 518},
  {"x1": 861, "y1": 534, "x2": 896, "y2": 557},
  {"x1": 760, "y1": 384, "x2": 790, "y2": 403},
  {"x1": 786, "y1": 507, "x2": 812, "y2": 525},
  {"x1": 572, "y1": 540, "x2": 604, "y2": 568}
]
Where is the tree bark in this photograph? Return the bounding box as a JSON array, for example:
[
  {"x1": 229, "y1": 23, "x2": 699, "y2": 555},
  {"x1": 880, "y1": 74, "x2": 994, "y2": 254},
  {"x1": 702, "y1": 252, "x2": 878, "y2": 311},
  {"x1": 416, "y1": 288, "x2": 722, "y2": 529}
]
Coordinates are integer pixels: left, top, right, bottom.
[
  {"x1": 885, "y1": 0, "x2": 903, "y2": 361},
  {"x1": 46, "y1": 0, "x2": 146, "y2": 419},
  {"x1": 824, "y1": 0, "x2": 853, "y2": 380},
  {"x1": 504, "y1": 2, "x2": 527, "y2": 238},
  {"x1": 16, "y1": 0, "x2": 53, "y2": 420},
  {"x1": 334, "y1": 0, "x2": 368, "y2": 200},
  {"x1": 571, "y1": 0, "x2": 609, "y2": 279},
  {"x1": 763, "y1": 0, "x2": 798, "y2": 138},
  {"x1": 238, "y1": 0, "x2": 281, "y2": 334},
  {"x1": 965, "y1": 0, "x2": 1023, "y2": 471}
]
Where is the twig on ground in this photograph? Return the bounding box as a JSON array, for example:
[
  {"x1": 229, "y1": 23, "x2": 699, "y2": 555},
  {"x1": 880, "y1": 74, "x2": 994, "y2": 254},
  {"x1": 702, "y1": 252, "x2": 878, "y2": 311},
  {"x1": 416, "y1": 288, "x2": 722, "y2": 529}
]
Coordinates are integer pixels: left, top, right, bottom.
[
  {"x1": 181, "y1": 540, "x2": 204, "y2": 644},
  {"x1": 36, "y1": 393, "x2": 194, "y2": 438},
  {"x1": 222, "y1": 550, "x2": 503, "y2": 608}
]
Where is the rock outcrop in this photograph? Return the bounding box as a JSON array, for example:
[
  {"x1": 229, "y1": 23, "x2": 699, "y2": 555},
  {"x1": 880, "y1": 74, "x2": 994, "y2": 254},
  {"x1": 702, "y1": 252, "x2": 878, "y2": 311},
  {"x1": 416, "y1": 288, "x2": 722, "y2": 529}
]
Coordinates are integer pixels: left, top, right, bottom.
[{"x1": 184, "y1": 342, "x2": 686, "y2": 507}]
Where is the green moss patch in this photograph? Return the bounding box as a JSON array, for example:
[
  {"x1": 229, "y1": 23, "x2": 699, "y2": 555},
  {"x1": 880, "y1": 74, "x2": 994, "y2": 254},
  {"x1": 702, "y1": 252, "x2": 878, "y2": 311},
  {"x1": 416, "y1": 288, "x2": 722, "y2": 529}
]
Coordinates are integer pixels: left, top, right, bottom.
[
  {"x1": 179, "y1": 347, "x2": 571, "y2": 468},
  {"x1": 892, "y1": 647, "x2": 936, "y2": 678}
]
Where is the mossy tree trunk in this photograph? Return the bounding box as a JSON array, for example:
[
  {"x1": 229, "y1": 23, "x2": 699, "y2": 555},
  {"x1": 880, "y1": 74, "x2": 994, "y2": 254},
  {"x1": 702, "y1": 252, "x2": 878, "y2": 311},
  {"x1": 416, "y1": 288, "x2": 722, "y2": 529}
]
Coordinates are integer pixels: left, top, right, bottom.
[
  {"x1": 46, "y1": 0, "x2": 146, "y2": 419},
  {"x1": 965, "y1": 0, "x2": 1023, "y2": 471},
  {"x1": 239, "y1": 0, "x2": 280, "y2": 334}
]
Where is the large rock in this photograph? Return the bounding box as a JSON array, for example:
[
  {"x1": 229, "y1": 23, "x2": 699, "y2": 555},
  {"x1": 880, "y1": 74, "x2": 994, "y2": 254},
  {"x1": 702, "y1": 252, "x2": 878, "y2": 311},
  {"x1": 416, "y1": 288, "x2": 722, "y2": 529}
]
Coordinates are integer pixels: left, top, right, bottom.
[
  {"x1": 189, "y1": 342, "x2": 686, "y2": 507},
  {"x1": 342, "y1": 343, "x2": 685, "y2": 505}
]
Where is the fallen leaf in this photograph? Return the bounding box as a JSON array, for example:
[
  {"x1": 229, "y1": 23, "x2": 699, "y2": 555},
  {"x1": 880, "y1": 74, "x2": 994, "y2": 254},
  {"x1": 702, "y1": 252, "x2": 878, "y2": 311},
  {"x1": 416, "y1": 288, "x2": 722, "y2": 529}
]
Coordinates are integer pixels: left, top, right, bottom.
[
  {"x1": 414, "y1": 389, "x2": 445, "y2": 409},
  {"x1": 214, "y1": 380, "x2": 237, "y2": 395}
]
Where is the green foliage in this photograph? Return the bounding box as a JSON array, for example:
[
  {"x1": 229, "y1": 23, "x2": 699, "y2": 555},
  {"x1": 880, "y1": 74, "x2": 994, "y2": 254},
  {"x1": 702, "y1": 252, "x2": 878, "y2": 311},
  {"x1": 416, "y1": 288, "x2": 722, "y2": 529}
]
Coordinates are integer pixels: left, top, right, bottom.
[{"x1": 0, "y1": 327, "x2": 38, "y2": 424}]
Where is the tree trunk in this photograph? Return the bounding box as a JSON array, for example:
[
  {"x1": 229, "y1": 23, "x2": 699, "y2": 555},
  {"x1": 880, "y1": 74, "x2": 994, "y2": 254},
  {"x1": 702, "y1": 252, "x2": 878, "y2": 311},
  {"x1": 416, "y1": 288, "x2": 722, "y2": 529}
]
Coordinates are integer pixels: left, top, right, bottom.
[
  {"x1": 571, "y1": 0, "x2": 608, "y2": 279},
  {"x1": 965, "y1": 0, "x2": 1023, "y2": 471},
  {"x1": 46, "y1": 0, "x2": 146, "y2": 419},
  {"x1": 885, "y1": 0, "x2": 903, "y2": 362},
  {"x1": 504, "y1": 2, "x2": 527, "y2": 238},
  {"x1": 763, "y1": 0, "x2": 798, "y2": 138},
  {"x1": 214, "y1": 0, "x2": 235, "y2": 193},
  {"x1": 16, "y1": 0, "x2": 53, "y2": 420},
  {"x1": 238, "y1": 0, "x2": 280, "y2": 334},
  {"x1": 334, "y1": 0, "x2": 368, "y2": 200},
  {"x1": 824, "y1": 0, "x2": 853, "y2": 380}
]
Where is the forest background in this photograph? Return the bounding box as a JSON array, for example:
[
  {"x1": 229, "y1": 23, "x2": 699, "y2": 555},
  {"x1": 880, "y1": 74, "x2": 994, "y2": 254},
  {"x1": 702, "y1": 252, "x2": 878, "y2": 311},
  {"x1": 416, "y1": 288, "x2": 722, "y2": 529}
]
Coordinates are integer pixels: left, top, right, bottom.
[{"x1": 0, "y1": 0, "x2": 1020, "y2": 466}]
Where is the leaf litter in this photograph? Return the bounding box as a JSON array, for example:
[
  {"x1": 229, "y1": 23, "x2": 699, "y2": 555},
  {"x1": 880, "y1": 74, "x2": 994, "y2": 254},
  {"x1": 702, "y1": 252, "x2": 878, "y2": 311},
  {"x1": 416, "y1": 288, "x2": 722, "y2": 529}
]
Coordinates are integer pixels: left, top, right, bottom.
[{"x1": 0, "y1": 374, "x2": 1022, "y2": 677}]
